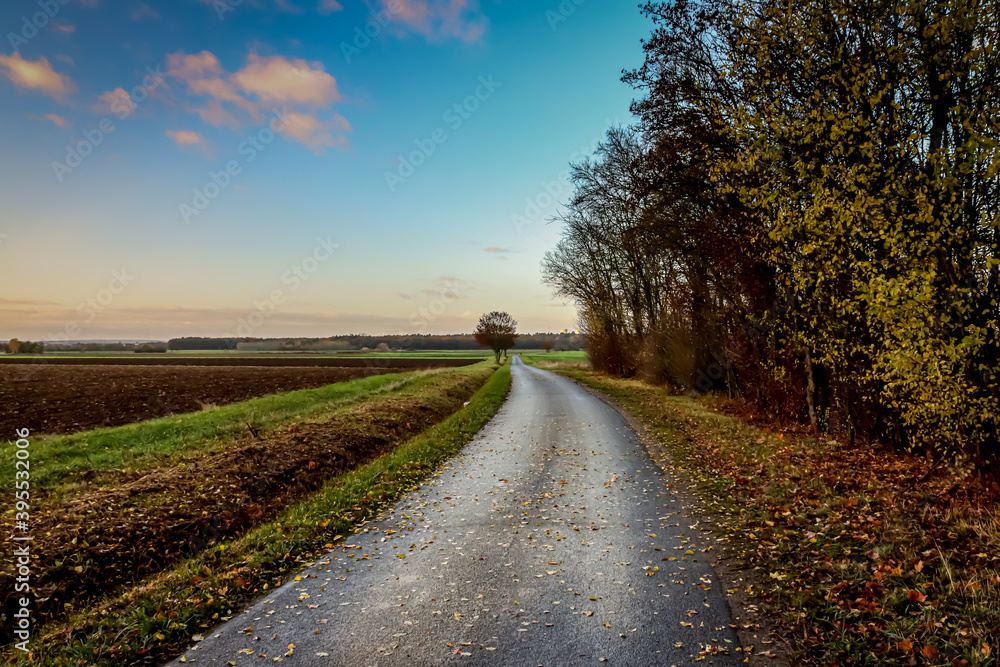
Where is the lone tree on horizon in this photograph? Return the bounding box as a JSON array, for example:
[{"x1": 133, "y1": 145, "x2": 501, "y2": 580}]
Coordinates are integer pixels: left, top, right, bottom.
[{"x1": 474, "y1": 311, "x2": 518, "y2": 363}]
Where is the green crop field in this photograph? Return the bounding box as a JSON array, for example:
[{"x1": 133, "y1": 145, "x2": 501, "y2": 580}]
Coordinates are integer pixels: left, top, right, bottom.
[{"x1": 519, "y1": 350, "x2": 589, "y2": 365}]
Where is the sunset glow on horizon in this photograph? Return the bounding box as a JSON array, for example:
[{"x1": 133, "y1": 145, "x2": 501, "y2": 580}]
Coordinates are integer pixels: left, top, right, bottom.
[{"x1": 0, "y1": 0, "x2": 647, "y2": 341}]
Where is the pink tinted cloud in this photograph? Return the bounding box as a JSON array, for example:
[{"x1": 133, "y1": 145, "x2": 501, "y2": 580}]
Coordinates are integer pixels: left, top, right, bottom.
[
  {"x1": 92, "y1": 87, "x2": 136, "y2": 116},
  {"x1": 166, "y1": 50, "x2": 351, "y2": 151},
  {"x1": 232, "y1": 54, "x2": 341, "y2": 106},
  {"x1": 380, "y1": 0, "x2": 488, "y2": 42},
  {"x1": 28, "y1": 112, "x2": 71, "y2": 128},
  {"x1": 165, "y1": 129, "x2": 204, "y2": 145},
  {"x1": 0, "y1": 53, "x2": 77, "y2": 102},
  {"x1": 318, "y1": 0, "x2": 344, "y2": 13},
  {"x1": 279, "y1": 111, "x2": 351, "y2": 154}
]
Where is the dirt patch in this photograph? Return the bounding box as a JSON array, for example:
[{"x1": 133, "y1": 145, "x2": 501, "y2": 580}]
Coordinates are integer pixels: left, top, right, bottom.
[
  {"x1": 0, "y1": 365, "x2": 408, "y2": 436},
  {"x1": 0, "y1": 367, "x2": 488, "y2": 634}
]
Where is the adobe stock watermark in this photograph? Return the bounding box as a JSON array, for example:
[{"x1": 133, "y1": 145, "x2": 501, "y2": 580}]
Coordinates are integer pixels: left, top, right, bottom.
[
  {"x1": 207, "y1": 0, "x2": 244, "y2": 21},
  {"x1": 384, "y1": 76, "x2": 501, "y2": 192},
  {"x1": 11, "y1": 427, "x2": 32, "y2": 653},
  {"x1": 410, "y1": 279, "x2": 464, "y2": 332},
  {"x1": 7, "y1": 0, "x2": 73, "y2": 51},
  {"x1": 230, "y1": 236, "x2": 340, "y2": 337},
  {"x1": 52, "y1": 67, "x2": 166, "y2": 182},
  {"x1": 512, "y1": 117, "x2": 617, "y2": 234},
  {"x1": 546, "y1": 0, "x2": 588, "y2": 30},
  {"x1": 46, "y1": 268, "x2": 136, "y2": 343},
  {"x1": 340, "y1": 0, "x2": 410, "y2": 63},
  {"x1": 179, "y1": 109, "x2": 289, "y2": 224}
]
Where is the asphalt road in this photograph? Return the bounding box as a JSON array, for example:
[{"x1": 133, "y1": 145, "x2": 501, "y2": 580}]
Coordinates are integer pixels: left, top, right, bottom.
[{"x1": 170, "y1": 357, "x2": 741, "y2": 666}]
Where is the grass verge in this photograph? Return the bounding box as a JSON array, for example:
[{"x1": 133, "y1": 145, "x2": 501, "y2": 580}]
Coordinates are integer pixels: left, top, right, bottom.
[
  {"x1": 6, "y1": 361, "x2": 511, "y2": 666},
  {"x1": 558, "y1": 370, "x2": 1000, "y2": 667}
]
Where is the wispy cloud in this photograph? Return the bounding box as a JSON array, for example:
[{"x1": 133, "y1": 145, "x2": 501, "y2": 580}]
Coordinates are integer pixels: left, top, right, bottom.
[
  {"x1": 318, "y1": 0, "x2": 343, "y2": 13},
  {"x1": 273, "y1": 0, "x2": 305, "y2": 13},
  {"x1": 131, "y1": 3, "x2": 161, "y2": 20},
  {"x1": 166, "y1": 50, "x2": 350, "y2": 152},
  {"x1": 0, "y1": 53, "x2": 77, "y2": 102},
  {"x1": 379, "y1": 0, "x2": 488, "y2": 43},
  {"x1": 165, "y1": 129, "x2": 204, "y2": 145},
  {"x1": 280, "y1": 111, "x2": 350, "y2": 154},
  {"x1": 0, "y1": 298, "x2": 63, "y2": 306},
  {"x1": 28, "y1": 112, "x2": 71, "y2": 128},
  {"x1": 194, "y1": 0, "x2": 329, "y2": 16},
  {"x1": 190, "y1": 99, "x2": 242, "y2": 128},
  {"x1": 192, "y1": 0, "x2": 484, "y2": 41},
  {"x1": 168, "y1": 51, "x2": 257, "y2": 115}
]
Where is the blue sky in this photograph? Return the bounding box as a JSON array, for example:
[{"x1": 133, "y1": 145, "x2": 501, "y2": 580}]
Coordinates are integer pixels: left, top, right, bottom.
[{"x1": 0, "y1": 0, "x2": 649, "y2": 340}]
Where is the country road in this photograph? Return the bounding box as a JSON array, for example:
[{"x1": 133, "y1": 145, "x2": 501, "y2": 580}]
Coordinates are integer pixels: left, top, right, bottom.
[{"x1": 170, "y1": 357, "x2": 742, "y2": 666}]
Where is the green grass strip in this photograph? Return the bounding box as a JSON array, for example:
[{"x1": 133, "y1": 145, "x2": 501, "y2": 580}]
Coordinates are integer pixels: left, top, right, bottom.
[
  {"x1": 12, "y1": 360, "x2": 511, "y2": 666},
  {"x1": 0, "y1": 368, "x2": 458, "y2": 492},
  {"x1": 519, "y1": 350, "x2": 589, "y2": 365}
]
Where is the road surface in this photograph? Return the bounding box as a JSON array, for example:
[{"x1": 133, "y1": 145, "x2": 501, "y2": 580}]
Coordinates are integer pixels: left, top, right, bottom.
[{"x1": 170, "y1": 357, "x2": 741, "y2": 666}]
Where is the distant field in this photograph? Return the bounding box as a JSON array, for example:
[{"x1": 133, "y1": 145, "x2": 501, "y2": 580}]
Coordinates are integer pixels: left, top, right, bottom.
[
  {"x1": 0, "y1": 353, "x2": 510, "y2": 439},
  {"x1": 339, "y1": 349, "x2": 570, "y2": 358},
  {"x1": 0, "y1": 355, "x2": 482, "y2": 367},
  {"x1": 3, "y1": 349, "x2": 559, "y2": 362},
  {"x1": 520, "y1": 350, "x2": 589, "y2": 366},
  {"x1": 0, "y1": 364, "x2": 410, "y2": 436}
]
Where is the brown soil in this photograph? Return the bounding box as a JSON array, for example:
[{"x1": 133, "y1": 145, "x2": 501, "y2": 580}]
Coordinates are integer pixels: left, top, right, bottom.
[
  {"x1": 1, "y1": 367, "x2": 489, "y2": 633},
  {"x1": 0, "y1": 364, "x2": 408, "y2": 436}
]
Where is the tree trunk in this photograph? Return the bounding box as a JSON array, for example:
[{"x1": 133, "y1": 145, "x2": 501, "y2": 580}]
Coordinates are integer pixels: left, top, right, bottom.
[{"x1": 805, "y1": 348, "x2": 819, "y2": 437}]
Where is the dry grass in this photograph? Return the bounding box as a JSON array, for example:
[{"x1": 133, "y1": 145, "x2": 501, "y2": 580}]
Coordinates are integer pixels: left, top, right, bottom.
[{"x1": 561, "y1": 371, "x2": 1000, "y2": 666}]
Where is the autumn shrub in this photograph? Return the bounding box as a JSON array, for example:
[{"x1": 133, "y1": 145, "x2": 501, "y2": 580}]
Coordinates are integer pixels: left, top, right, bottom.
[{"x1": 546, "y1": 0, "x2": 1000, "y2": 471}]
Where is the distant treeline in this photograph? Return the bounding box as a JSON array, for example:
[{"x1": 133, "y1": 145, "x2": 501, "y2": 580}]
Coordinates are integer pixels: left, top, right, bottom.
[
  {"x1": 166, "y1": 333, "x2": 585, "y2": 352},
  {"x1": 343, "y1": 333, "x2": 583, "y2": 351},
  {"x1": 4, "y1": 339, "x2": 44, "y2": 354},
  {"x1": 168, "y1": 337, "x2": 244, "y2": 350},
  {"x1": 43, "y1": 342, "x2": 162, "y2": 352}
]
